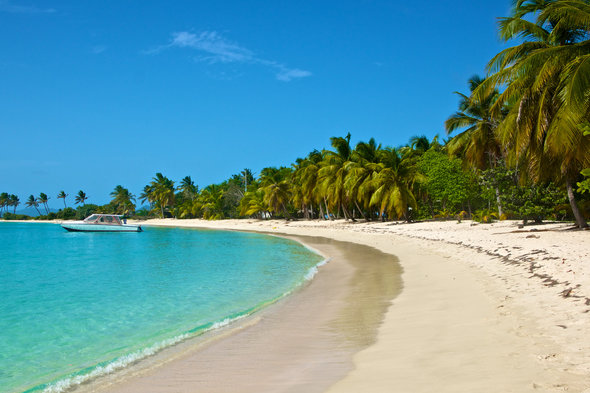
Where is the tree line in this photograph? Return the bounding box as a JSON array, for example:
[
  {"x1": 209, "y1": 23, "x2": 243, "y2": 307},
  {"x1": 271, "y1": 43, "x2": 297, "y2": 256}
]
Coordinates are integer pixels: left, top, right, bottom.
[{"x1": 2, "y1": 1, "x2": 589, "y2": 227}]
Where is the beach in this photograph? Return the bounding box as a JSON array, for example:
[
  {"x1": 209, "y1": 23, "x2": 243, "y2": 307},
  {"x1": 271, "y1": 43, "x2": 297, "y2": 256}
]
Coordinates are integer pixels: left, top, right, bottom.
[{"x1": 91, "y1": 218, "x2": 588, "y2": 393}]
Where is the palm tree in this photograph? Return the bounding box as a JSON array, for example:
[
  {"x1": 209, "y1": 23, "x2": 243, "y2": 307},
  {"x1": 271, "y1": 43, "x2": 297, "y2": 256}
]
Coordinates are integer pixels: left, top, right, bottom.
[
  {"x1": 239, "y1": 189, "x2": 268, "y2": 219},
  {"x1": 9, "y1": 194, "x2": 19, "y2": 213},
  {"x1": 199, "y1": 184, "x2": 225, "y2": 220},
  {"x1": 25, "y1": 195, "x2": 41, "y2": 216},
  {"x1": 259, "y1": 167, "x2": 292, "y2": 218},
  {"x1": 74, "y1": 190, "x2": 88, "y2": 205},
  {"x1": 0, "y1": 193, "x2": 8, "y2": 215},
  {"x1": 38, "y1": 193, "x2": 50, "y2": 214},
  {"x1": 318, "y1": 133, "x2": 354, "y2": 220},
  {"x1": 57, "y1": 191, "x2": 68, "y2": 209},
  {"x1": 345, "y1": 138, "x2": 383, "y2": 220},
  {"x1": 481, "y1": 0, "x2": 590, "y2": 227},
  {"x1": 361, "y1": 147, "x2": 419, "y2": 221},
  {"x1": 139, "y1": 185, "x2": 155, "y2": 209},
  {"x1": 149, "y1": 173, "x2": 175, "y2": 218},
  {"x1": 445, "y1": 75, "x2": 506, "y2": 216},
  {"x1": 110, "y1": 185, "x2": 136, "y2": 215},
  {"x1": 178, "y1": 176, "x2": 198, "y2": 201},
  {"x1": 292, "y1": 151, "x2": 324, "y2": 219}
]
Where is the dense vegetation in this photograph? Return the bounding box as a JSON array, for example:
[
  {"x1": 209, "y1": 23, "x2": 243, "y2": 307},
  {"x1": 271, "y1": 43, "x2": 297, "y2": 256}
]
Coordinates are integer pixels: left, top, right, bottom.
[{"x1": 2, "y1": 1, "x2": 589, "y2": 227}]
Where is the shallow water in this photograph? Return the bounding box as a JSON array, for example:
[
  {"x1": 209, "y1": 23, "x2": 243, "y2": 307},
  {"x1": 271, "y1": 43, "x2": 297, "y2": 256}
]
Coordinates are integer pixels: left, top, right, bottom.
[{"x1": 0, "y1": 223, "x2": 323, "y2": 393}]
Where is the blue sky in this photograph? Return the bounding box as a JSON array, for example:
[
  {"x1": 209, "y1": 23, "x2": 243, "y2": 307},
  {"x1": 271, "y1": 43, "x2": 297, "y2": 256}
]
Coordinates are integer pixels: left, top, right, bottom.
[{"x1": 1, "y1": 0, "x2": 512, "y2": 207}]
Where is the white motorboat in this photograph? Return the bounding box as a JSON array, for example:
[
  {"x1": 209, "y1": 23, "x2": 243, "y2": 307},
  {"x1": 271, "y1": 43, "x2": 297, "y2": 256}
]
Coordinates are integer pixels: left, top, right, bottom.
[{"x1": 61, "y1": 214, "x2": 143, "y2": 232}]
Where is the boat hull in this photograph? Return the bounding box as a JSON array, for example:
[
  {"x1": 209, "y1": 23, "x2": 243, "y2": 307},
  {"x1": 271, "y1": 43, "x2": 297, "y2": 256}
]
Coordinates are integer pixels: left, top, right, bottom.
[{"x1": 61, "y1": 223, "x2": 142, "y2": 232}]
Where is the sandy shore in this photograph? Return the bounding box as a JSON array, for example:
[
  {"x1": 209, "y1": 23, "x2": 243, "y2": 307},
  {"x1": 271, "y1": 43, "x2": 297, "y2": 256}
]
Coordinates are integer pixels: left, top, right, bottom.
[{"x1": 125, "y1": 219, "x2": 590, "y2": 393}]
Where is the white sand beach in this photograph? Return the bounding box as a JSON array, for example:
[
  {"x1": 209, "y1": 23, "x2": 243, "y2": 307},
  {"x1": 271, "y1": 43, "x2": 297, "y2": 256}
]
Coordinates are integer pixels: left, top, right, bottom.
[{"x1": 108, "y1": 218, "x2": 590, "y2": 393}]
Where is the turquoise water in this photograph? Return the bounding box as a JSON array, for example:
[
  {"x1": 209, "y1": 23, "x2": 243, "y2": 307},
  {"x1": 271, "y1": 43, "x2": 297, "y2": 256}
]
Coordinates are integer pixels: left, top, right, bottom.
[{"x1": 0, "y1": 222, "x2": 324, "y2": 393}]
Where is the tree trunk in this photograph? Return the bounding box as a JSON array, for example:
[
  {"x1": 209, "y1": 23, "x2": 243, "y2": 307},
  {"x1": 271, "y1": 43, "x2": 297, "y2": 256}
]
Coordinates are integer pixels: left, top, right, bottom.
[
  {"x1": 495, "y1": 185, "x2": 503, "y2": 217},
  {"x1": 160, "y1": 204, "x2": 164, "y2": 218},
  {"x1": 341, "y1": 203, "x2": 349, "y2": 220},
  {"x1": 354, "y1": 200, "x2": 367, "y2": 220},
  {"x1": 319, "y1": 203, "x2": 325, "y2": 220},
  {"x1": 566, "y1": 178, "x2": 588, "y2": 228},
  {"x1": 324, "y1": 198, "x2": 333, "y2": 220}
]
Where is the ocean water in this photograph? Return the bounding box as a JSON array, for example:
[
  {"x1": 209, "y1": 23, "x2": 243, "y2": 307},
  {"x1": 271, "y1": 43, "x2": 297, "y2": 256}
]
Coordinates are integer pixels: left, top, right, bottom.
[{"x1": 0, "y1": 222, "x2": 324, "y2": 393}]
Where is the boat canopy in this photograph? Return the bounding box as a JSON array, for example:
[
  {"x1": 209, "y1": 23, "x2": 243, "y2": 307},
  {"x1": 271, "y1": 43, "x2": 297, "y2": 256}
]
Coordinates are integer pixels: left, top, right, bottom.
[{"x1": 83, "y1": 214, "x2": 123, "y2": 225}]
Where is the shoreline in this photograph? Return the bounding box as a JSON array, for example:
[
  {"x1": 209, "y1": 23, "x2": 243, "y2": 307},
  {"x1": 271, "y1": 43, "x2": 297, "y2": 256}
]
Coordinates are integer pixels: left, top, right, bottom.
[{"x1": 76, "y1": 231, "x2": 402, "y2": 393}]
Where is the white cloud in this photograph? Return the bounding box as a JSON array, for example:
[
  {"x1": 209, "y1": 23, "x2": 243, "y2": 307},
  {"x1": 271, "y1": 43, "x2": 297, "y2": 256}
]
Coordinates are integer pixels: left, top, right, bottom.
[
  {"x1": 0, "y1": 0, "x2": 55, "y2": 13},
  {"x1": 91, "y1": 45, "x2": 107, "y2": 55},
  {"x1": 148, "y1": 30, "x2": 311, "y2": 82},
  {"x1": 276, "y1": 68, "x2": 312, "y2": 82}
]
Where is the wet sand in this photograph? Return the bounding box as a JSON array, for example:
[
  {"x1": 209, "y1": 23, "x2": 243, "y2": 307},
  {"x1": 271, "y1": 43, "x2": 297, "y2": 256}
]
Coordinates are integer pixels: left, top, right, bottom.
[{"x1": 79, "y1": 235, "x2": 402, "y2": 393}]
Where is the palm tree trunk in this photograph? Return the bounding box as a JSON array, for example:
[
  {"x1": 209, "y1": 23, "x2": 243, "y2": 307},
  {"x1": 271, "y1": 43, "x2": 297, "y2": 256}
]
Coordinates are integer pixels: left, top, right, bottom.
[
  {"x1": 324, "y1": 197, "x2": 333, "y2": 220},
  {"x1": 566, "y1": 178, "x2": 588, "y2": 228},
  {"x1": 160, "y1": 204, "x2": 164, "y2": 218},
  {"x1": 341, "y1": 203, "x2": 349, "y2": 220},
  {"x1": 354, "y1": 200, "x2": 367, "y2": 220},
  {"x1": 495, "y1": 185, "x2": 503, "y2": 217},
  {"x1": 319, "y1": 203, "x2": 324, "y2": 220}
]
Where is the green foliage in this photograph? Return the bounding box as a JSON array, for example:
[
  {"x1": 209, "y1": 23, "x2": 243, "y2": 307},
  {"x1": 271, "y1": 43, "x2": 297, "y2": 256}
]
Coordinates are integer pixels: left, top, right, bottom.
[
  {"x1": 2, "y1": 212, "x2": 31, "y2": 220},
  {"x1": 57, "y1": 208, "x2": 76, "y2": 219},
  {"x1": 75, "y1": 204, "x2": 100, "y2": 220},
  {"x1": 416, "y1": 150, "x2": 475, "y2": 216},
  {"x1": 503, "y1": 183, "x2": 567, "y2": 223},
  {"x1": 472, "y1": 209, "x2": 498, "y2": 223}
]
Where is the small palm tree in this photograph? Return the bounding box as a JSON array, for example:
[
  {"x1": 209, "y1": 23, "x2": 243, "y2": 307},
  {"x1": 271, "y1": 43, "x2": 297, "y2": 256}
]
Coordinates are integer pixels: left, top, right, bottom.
[
  {"x1": 110, "y1": 185, "x2": 136, "y2": 215},
  {"x1": 9, "y1": 194, "x2": 19, "y2": 213},
  {"x1": 38, "y1": 193, "x2": 50, "y2": 214},
  {"x1": 0, "y1": 193, "x2": 8, "y2": 215},
  {"x1": 150, "y1": 173, "x2": 175, "y2": 218},
  {"x1": 25, "y1": 195, "x2": 41, "y2": 216},
  {"x1": 57, "y1": 191, "x2": 68, "y2": 208},
  {"x1": 178, "y1": 176, "x2": 198, "y2": 201},
  {"x1": 74, "y1": 190, "x2": 88, "y2": 205}
]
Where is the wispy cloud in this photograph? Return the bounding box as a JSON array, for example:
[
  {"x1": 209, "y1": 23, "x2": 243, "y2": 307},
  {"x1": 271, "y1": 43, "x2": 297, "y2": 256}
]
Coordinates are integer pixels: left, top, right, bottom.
[
  {"x1": 91, "y1": 45, "x2": 107, "y2": 55},
  {"x1": 146, "y1": 31, "x2": 311, "y2": 82},
  {"x1": 0, "y1": 0, "x2": 55, "y2": 13}
]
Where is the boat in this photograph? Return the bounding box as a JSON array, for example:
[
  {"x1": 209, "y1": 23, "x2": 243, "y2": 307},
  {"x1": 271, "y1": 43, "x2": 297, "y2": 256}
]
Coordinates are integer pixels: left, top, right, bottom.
[{"x1": 61, "y1": 214, "x2": 143, "y2": 232}]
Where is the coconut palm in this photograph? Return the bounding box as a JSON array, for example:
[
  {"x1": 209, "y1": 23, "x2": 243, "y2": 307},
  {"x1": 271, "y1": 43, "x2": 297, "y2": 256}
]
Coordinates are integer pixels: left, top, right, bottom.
[
  {"x1": 361, "y1": 147, "x2": 419, "y2": 221},
  {"x1": 199, "y1": 184, "x2": 225, "y2": 220},
  {"x1": 318, "y1": 133, "x2": 354, "y2": 220},
  {"x1": 110, "y1": 185, "x2": 136, "y2": 215},
  {"x1": 9, "y1": 194, "x2": 19, "y2": 213},
  {"x1": 57, "y1": 191, "x2": 68, "y2": 209},
  {"x1": 139, "y1": 185, "x2": 155, "y2": 208},
  {"x1": 482, "y1": 0, "x2": 590, "y2": 227},
  {"x1": 25, "y1": 195, "x2": 41, "y2": 216},
  {"x1": 239, "y1": 189, "x2": 268, "y2": 219},
  {"x1": 445, "y1": 75, "x2": 506, "y2": 216},
  {"x1": 0, "y1": 193, "x2": 8, "y2": 215},
  {"x1": 292, "y1": 150, "x2": 324, "y2": 219},
  {"x1": 74, "y1": 190, "x2": 88, "y2": 205},
  {"x1": 149, "y1": 173, "x2": 175, "y2": 218},
  {"x1": 38, "y1": 193, "x2": 50, "y2": 214},
  {"x1": 345, "y1": 139, "x2": 383, "y2": 219},
  {"x1": 259, "y1": 167, "x2": 292, "y2": 218},
  {"x1": 178, "y1": 176, "x2": 198, "y2": 200}
]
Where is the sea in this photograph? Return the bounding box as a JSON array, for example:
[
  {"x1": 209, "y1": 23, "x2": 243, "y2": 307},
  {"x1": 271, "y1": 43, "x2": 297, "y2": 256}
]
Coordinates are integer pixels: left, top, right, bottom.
[{"x1": 0, "y1": 222, "x2": 325, "y2": 393}]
